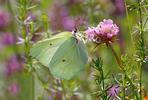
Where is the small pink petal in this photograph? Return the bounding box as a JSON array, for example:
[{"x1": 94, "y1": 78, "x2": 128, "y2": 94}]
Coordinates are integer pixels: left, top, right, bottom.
[{"x1": 107, "y1": 33, "x2": 113, "y2": 38}]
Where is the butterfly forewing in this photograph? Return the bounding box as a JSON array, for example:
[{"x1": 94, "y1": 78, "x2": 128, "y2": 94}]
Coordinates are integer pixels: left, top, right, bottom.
[{"x1": 30, "y1": 32, "x2": 72, "y2": 66}]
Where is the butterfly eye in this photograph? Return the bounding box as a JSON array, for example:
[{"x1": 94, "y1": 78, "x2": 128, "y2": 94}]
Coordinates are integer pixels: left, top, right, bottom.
[{"x1": 74, "y1": 30, "x2": 77, "y2": 33}]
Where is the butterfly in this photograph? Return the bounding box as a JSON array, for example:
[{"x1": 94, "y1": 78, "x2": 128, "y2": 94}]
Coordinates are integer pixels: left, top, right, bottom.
[{"x1": 30, "y1": 32, "x2": 88, "y2": 80}]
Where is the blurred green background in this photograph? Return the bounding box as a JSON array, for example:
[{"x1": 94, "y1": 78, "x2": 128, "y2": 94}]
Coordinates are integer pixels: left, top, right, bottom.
[{"x1": 0, "y1": 0, "x2": 147, "y2": 100}]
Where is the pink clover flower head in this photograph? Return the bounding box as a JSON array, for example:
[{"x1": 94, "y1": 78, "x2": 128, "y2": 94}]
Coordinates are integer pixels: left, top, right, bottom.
[
  {"x1": 85, "y1": 27, "x2": 96, "y2": 39},
  {"x1": 96, "y1": 19, "x2": 119, "y2": 38},
  {"x1": 8, "y1": 84, "x2": 19, "y2": 94},
  {"x1": 85, "y1": 19, "x2": 119, "y2": 44},
  {"x1": 107, "y1": 84, "x2": 122, "y2": 98}
]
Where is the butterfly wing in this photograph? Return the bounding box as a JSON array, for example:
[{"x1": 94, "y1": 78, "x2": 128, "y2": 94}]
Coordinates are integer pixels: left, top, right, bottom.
[
  {"x1": 49, "y1": 37, "x2": 88, "y2": 80},
  {"x1": 30, "y1": 32, "x2": 72, "y2": 66},
  {"x1": 30, "y1": 32, "x2": 88, "y2": 80}
]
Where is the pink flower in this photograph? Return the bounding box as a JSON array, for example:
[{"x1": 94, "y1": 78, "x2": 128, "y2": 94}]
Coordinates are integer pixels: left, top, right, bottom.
[
  {"x1": 0, "y1": 32, "x2": 14, "y2": 46},
  {"x1": 62, "y1": 16, "x2": 75, "y2": 31},
  {"x1": 0, "y1": 8, "x2": 11, "y2": 27},
  {"x1": 85, "y1": 19, "x2": 119, "y2": 44},
  {"x1": 96, "y1": 19, "x2": 119, "y2": 38},
  {"x1": 112, "y1": 0, "x2": 125, "y2": 15},
  {"x1": 5, "y1": 54, "x2": 24, "y2": 76},
  {"x1": 85, "y1": 27, "x2": 96, "y2": 39},
  {"x1": 8, "y1": 84, "x2": 19, "y2": 94},
  {"x1": 107, "y1": 84, "x2": 122, "y2": 98},
  {"x1": 48, "y1": 2, "x2": 75, "y2": 31}
]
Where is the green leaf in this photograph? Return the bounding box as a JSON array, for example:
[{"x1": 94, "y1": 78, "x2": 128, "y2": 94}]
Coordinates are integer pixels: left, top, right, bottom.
[{"x1": 30, "y1": 32, "x2": 88, "y2": 80}]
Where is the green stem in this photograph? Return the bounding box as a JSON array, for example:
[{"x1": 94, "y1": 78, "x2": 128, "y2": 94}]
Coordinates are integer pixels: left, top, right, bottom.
[
  {"x1": 107, "y1": 43, "x2": 139, "y2": 100},
  {"x1": 137, "y1": 0, "x2": 145, "y2": 99},
  {"x1": 42, "y1": 13, "x2": 50, "y2": 38},
  {"x1": 18, "y1": 0, "x2": 35, "y2": 100},
  {"x1": 101, "y1": 70, "x2": 107, "y2": 100},
  {"x1": 124, "y1": 0, "x2": 133, "y2": 42},
  {"x1": 122, "y1": 75, "x2": 126, "y2": 100},
  {"x1": 102, "y1": 71, "x2": 105, "y2": 92}
]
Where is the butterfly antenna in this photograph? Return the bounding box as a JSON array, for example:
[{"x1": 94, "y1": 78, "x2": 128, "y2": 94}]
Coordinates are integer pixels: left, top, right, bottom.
[
  {"x1": 73, "y1": 17, "x2": 81, "y2": 44},
  {"x1": 73, "y1": 17, "x2": 81, "y2": 36}
]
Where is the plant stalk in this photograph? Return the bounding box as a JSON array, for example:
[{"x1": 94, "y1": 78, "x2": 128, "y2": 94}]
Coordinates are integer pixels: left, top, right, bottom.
[
  {"x1": 137, "y1": 0, "x2": 145, "y2": 99},
  {"x1": 107, "y1": 43, "x2": 139, "y2": 100},
  {"x1": 122, "y1": 74, "x2": 126, "y2": 100},
  {"x1": 101, "y1": 69, "x2": 107, "y2": 100},
  {"x1": 124, "y1": 0, "x2": 133, "y2": 43}
]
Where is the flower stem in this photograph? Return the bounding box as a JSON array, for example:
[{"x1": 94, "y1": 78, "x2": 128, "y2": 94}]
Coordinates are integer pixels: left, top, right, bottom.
[
  {"x1": 18, "y1": 0, "x2": 35, "y2": 99},
  {"x1": 107, "y1": 43, "x2": 139, "y2": 100},
  {"x1": 107, "y1": 43, "x2": 124, "y2": 70}
]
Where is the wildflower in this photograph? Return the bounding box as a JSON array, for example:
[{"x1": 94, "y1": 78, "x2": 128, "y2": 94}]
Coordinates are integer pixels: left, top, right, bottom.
[
  {"x1": 111, "y1": 0, "x2": 125, "y2": 15},
  {"x1": 0, "y1": 32, "x2": 14, "y2": 46},
  {"x1": 48, "y1": 2, "x2": 75, "y2": 31},
  {"x1": 96, "y1": 19, "x2": 119, "y2": 38},
  {"x1": 48, "y1": 95, "x2": 53, "y2": 100},
  {"x1": 62, "y1": 16, "x2": 75, "y2": 31},
  {"x1": 0, "y1": 8, "x2": 11, "y2": 27},
  {"x1": 8, "y1": 84, "x2": 19, "y2": 94},
  {"x1": 85, "y1": 27, "x2": 96, "y2": 39},
  {"x1": 25, "y1": 11, "x2": 35, "y2": 23},
  {"x1": 47, "y1": 90, "x2": 63, "y2": 100},
  {"x1": 5, "y1": 54, "x2": 24, "y2": 76},
  {"x1": 16, "y1": 37, "x2": 25, "y2": 45},
  {"x1": 24, "y1": 11, "x2": 35, "y2": 34},
  {"x1": 85, "y1": 19, "x2": 119, "y2": 44},
  {"x1": 107, "y1": 84, "x2": 122, "y2": 98}
]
